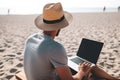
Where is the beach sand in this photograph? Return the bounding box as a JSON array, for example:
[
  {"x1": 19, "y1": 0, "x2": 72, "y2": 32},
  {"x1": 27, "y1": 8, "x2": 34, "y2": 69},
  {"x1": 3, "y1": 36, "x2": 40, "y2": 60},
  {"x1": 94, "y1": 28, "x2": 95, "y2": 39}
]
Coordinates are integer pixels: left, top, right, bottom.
[{"x1": 0, "y1": 12, "x2": 120, "y2": 79}]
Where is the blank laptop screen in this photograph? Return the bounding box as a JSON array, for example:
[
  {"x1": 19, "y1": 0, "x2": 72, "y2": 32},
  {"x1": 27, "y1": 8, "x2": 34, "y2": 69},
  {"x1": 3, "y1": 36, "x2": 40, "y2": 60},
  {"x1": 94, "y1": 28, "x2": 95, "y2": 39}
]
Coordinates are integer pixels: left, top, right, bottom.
[{"x1": 77, "y1": 38, "x2": 104, "y2": 64}]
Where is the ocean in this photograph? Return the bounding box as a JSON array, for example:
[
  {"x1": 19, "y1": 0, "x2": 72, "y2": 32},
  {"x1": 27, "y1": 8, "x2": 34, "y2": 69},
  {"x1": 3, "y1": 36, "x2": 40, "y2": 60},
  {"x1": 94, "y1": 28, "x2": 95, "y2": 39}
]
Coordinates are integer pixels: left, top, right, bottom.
[{"x1": 0, "y1": 7, "x2": 119, "y2": 15}]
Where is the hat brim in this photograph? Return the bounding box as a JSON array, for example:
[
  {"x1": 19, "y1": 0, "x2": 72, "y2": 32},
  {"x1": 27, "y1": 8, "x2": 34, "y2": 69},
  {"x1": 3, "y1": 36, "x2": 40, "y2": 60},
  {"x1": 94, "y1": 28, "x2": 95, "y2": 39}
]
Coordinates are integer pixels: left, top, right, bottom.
[{"x1": 34, "y1": 11, "x2": 73, "y2": 31}]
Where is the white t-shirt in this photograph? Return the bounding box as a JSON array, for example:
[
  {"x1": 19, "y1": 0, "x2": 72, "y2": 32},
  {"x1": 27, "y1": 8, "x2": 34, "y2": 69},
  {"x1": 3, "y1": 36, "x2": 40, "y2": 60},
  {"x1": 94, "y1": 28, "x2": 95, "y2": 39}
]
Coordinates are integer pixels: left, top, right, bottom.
[{"x1": 24, "y1": 33, "x2": 68, "y2": 80}]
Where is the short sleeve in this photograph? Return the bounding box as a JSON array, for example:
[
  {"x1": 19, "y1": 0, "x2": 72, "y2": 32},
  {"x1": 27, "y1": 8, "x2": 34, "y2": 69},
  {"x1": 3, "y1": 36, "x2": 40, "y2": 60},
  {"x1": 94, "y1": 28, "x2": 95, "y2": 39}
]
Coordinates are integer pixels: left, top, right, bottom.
[{"x1": 49, "y1": 42, "x2": 68, "y2": 68}]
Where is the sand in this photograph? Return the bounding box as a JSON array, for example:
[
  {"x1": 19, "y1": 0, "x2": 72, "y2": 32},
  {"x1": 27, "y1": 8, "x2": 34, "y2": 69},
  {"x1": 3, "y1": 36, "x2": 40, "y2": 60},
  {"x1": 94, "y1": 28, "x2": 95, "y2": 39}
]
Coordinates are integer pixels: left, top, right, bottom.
[{"x1": 0, "y1": 12, "x2": 120, "y2": 79}]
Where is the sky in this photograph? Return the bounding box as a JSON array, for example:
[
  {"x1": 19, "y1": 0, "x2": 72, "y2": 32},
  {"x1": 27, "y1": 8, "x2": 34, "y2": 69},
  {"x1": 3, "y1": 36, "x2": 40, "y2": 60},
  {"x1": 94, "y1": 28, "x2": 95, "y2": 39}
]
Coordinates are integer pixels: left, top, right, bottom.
[{"x1": 0, "y1": 0, "x2": 120, "y2": 14}]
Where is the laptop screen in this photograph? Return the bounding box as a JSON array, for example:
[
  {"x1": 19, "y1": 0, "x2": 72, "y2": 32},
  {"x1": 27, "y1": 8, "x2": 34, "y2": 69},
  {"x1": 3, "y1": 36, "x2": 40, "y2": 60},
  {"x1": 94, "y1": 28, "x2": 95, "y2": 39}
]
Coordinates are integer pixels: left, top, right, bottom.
[{"x1": 77, "y1": 38, "x2": 104, "y2": 64}]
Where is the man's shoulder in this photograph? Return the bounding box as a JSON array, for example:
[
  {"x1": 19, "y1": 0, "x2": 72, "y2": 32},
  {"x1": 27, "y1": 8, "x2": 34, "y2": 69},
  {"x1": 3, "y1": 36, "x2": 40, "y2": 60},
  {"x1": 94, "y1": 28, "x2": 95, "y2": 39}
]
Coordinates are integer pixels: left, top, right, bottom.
[
  {"x1": 50, "y1": 41, "x2": 65, "y2": 51},
  {"x1": 27, "y1": 33, "x2": 43, "y2": 41},
  {"x1": 25, "y1": 33, "x2": 42, "y2": 43},
  {"x1": 27, "y1": 33, "x2": 40, "y2": 39}
]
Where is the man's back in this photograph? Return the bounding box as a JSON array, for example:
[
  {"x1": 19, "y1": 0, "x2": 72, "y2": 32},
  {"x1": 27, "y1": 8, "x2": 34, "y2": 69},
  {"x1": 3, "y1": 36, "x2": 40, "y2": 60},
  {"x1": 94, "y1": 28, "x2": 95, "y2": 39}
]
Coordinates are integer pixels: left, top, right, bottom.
[{"x1": 24, "y1": 33, "x2": 67, "y2": 80}]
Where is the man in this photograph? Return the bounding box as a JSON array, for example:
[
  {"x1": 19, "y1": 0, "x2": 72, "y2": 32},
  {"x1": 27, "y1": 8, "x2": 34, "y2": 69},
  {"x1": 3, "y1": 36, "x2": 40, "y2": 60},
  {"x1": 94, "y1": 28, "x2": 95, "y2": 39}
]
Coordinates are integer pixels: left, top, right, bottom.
[
  {"x1": 24, "y1": 2, "x2": 120, "y2": 80},
  {"x1": 24, "y1": 2, "x2": 91, "y2": 80}
]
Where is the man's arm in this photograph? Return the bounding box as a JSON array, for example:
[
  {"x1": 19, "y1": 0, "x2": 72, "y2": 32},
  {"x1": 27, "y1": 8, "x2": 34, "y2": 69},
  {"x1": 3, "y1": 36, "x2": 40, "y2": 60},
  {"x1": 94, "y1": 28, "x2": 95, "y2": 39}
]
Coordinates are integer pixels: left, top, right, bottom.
[
  {"x1": 56, "y1": 66, "x2": 84, "y2": 80},
  {"x1": 56, "y1": 62, "x2": 92, "y2": 80}
]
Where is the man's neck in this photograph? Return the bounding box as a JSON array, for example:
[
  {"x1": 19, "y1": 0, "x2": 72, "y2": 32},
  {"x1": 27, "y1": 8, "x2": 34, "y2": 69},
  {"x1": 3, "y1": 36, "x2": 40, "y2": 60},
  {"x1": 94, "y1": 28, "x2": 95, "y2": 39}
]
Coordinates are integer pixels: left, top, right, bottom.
[{"x1": 43, "y1": 31, "x2": 55, "y2": 39}]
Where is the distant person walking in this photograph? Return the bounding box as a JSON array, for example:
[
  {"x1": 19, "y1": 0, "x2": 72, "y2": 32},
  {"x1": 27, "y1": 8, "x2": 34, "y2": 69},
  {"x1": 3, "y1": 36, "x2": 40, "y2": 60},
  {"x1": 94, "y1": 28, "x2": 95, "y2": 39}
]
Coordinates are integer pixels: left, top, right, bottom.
[
  {"x1": 8, "y1": 9, "x2": 10, "y2": 14},
  {"x1": 118, "y1": 6, "x2": 120, "y2": 12},
  {"x1": 103, "y1": 6, "x2": 106, "y2": 12}
]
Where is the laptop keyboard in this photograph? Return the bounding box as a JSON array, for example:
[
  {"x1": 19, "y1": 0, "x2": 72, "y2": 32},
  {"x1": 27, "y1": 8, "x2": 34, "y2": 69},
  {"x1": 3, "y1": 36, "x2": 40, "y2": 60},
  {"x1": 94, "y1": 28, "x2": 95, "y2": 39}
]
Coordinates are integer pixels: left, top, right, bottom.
[{"x1": 70, "y1": 57, "x2": 85, "y2": 64}]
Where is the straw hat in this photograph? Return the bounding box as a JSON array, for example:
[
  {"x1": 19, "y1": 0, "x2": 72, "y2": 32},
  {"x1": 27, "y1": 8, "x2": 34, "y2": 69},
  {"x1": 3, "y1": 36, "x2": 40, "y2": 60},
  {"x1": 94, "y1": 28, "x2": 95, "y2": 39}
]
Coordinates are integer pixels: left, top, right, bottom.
[{"x1": 34, "y1": 2, "x2": 73, "y2": 31}]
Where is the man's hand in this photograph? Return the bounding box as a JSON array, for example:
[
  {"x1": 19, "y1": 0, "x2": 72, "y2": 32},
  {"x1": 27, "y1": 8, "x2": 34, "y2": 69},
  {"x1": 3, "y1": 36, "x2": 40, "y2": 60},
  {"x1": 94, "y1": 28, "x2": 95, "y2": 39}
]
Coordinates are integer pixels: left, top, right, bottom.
[
  {"x1": 78, "y1": 62, "x2": 92, "y2": 76},
  {"x1": 73, "y1": 62, "x2": 92, "y2": 80},
  {"x1": 56, "y1": 62, "x2": 92, "y2": 80}
]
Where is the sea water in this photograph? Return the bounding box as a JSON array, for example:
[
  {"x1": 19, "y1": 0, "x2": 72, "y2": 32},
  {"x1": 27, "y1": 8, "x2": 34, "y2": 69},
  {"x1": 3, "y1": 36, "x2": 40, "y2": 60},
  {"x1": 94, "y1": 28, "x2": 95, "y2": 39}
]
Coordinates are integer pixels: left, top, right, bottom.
[{"x1": 0, "y1": 7, "x2": 119, "y2": 15}]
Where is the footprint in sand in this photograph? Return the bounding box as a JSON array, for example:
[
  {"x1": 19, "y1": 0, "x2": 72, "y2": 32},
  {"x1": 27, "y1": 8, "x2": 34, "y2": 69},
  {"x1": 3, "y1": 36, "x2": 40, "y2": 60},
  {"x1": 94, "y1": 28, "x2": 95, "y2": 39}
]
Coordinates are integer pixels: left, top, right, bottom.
[
  {"x1": 16, "y1": 63, "x2": 23, "y2": 68},
  {"x1": 19, "y1": 58, "x2": 23, "y2": 61},
  {"x1": 0, "y1": 63, "x2": 4, "y2": 77},
  {"x1": 9, "y1": 68, "x2": 17, "y2": 73},
  {"x1": 17, "y1": 57, "x2": 23, "y2": 61},
  {"x1": 0, "y1": 62, "x2": 3, "y2": 65},
  {"x1": 5, "y1": 75, "x2": 14, "y2": 80},
  {"x1": 0, "y1": 72, "x2": 4, "y2": 76},
  {"x1": 0, "y1": 65, "x2": 4, "y2": 69},
  {"x1": 3, "y1": 42, "x2": 11, "y2": 48},
  {"x1": 0, "y1": 62, "x2": 4, "y2": 69},
  {"x1": 0, "y1": 47, "x2": 5, "y2": 52},
  {"x1": 16, "y1": 52, "x2": 22, "y2": 55},
  {"x1": 6, "y1": 54, "x2": 16, "y2": 57}
]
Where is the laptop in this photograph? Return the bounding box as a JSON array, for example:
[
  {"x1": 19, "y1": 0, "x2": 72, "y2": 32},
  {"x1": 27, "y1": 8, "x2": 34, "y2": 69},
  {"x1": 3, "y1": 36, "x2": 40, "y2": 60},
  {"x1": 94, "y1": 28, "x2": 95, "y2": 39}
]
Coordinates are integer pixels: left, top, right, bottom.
[{"x1": 68, "y1": 38, "x2": 104, "y2": 72}]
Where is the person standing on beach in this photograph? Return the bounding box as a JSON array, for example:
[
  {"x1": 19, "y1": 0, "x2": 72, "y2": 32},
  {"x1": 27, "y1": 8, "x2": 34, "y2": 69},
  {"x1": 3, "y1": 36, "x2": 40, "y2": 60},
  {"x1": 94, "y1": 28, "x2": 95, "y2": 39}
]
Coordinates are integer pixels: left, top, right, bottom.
[
  {"x1": 23, "y1": 2, "x2": 120, "y2": 80},
  {"x1": 8, "y1": 9, "x2": 10, "y2": 14},
  {"x1": 103, "y1": 6, "x2": 106, "y2": 12}
]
